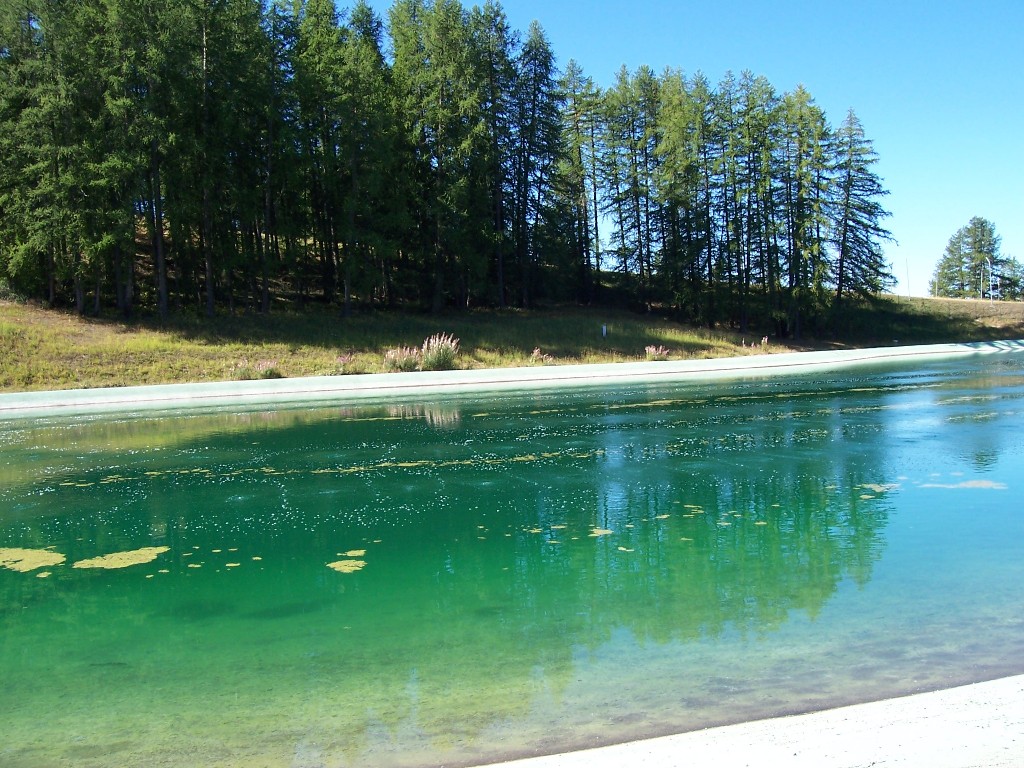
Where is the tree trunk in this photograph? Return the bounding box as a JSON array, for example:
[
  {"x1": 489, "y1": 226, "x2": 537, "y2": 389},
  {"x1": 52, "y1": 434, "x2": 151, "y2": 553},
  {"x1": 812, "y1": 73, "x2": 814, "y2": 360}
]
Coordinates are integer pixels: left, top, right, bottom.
[
  {"x1": 203, "y1": 196, "x2": 215, "y2": 318},
  {"x1": 149, "y1": 143, "x2": 169, "y2": 322}
]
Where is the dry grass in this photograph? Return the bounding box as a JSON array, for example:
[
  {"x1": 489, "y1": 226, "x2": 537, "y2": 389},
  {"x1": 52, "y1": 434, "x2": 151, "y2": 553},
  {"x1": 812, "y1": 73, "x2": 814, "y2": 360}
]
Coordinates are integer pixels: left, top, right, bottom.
[{"x1": 2, "y1": 295, "x2": 1022, "y2": 393}]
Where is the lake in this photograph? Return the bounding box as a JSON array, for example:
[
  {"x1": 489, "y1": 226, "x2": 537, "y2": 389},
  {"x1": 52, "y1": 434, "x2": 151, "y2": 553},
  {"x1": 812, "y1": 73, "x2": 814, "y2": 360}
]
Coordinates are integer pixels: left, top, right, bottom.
[{"x1": 2, "y1": 351, "x2": 1023, "y2": 767}]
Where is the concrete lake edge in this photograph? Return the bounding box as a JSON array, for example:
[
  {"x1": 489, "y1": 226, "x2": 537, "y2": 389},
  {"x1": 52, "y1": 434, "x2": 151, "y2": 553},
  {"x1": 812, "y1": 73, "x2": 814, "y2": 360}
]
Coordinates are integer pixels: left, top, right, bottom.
[
  {"x1": 482, "y1": 675, "x2": 1024, "y2": 768},
  {"x1": 3, "y1": 339, "x2": 1024, "y2": 418}
]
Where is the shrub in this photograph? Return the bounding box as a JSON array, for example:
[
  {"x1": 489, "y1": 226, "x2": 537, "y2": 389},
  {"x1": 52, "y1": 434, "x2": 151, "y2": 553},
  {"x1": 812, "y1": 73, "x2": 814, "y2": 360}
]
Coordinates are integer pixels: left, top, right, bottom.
[
  {"x1": 383, "y1": 346, "x2": 421, "y2": 372},
  {"x1": 233, "y1": 359, "x2": 284, "y2": 380},
  {"x1": 332, "y1": 352, "x2": 355, "y2": 375},
  {"x1": 0, "y1": 278, "x2": 27, "y2": 302},
  {"x1": 420, "y1": 332, "x2": 460, "y2": 371},
  {"x1": 645, "y1": 344, "x2": 671, "y2": 361},
  {"x1": 531, "y1": 347, "x2": 553, "y2": 364}
]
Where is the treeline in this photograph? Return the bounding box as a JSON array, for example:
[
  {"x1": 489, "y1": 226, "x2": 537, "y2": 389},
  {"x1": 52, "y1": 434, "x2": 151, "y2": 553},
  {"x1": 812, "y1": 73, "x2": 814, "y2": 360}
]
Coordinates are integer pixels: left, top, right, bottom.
[{"x1": 0, "y1": 0, "x2": 893, "y2": 336}]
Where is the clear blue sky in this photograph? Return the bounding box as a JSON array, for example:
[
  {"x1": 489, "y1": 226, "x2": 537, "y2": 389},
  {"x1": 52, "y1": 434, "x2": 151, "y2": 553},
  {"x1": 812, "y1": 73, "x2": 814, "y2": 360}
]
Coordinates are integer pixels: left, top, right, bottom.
[{"x1": 356, "y1": 0, "x2": 1023, "y2": 296}]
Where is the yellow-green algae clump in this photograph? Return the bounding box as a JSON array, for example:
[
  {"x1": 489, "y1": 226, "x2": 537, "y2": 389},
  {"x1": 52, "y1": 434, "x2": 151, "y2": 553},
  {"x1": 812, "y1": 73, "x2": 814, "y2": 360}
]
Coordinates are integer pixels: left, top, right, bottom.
[
  {"x1": 327, "y1": 559, "x2": 366, "y2": 573},
  {"x1": 0, "y1": 548, "x2": 66, "y2": 572},
  {"x1": 73, "y1": 546, "x2": 170, "y2": 570}
]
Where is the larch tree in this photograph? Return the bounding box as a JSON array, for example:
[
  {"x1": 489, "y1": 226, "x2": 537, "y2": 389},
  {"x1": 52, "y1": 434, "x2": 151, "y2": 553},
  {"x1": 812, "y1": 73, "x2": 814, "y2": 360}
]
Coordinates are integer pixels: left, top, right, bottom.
[
  {"x1": 390, "y1": 0, "x2": 488, "y2": 311},
  {"x1": 930, "y1": 217, "x2": 1002, "y2": 299},
  {"x1": 557, "y1": 58, "x2": 601, "y2": 302},
  {"x1": 776, "y1": 85, "x2": 830, "y2": 338},
  {"x1": 735, "y1": 72, "x2": 779, "y2": 329},
  {"x1": 829, "y1": 109, "x2": 893, "y2": 317},
  {"x1": 652, "y1": 68, "x2": 697, "y2": 317},
  {"x1": 0, "y1": 0, "x2": 54, "y2": 301},
  {"x1": 509, "y1": 19, "x2": 561, "y2": 307},
  {"x1": 466, "y1": 1, "x2": 516, "y2": 307},
  {"x1": 337, "y1": 0, "x2": 399, "y2": 313},
  {"x1": 294, "y1": 0, "x2": 348, "y2": 303}
]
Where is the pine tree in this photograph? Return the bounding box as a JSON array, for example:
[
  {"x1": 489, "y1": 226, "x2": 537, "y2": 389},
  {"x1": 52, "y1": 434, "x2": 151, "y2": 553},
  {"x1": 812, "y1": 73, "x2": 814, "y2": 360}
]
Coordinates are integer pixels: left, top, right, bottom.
[
  {"x1": 653, "y1": 68, "x2": 704, "y2": 320},
  {"x1": 733, "y1": 71, "x2": 779, "y2": 332},
  {"x1": 294, "y1": 0, "x2": 348, "y2": 303},
  {"x1": 931, "y1": 217, "x2": 1002, "y2": 299},
  {"x1": 337, "y1": 0, "x2": 402, "y2": 312},
  {"x1": 776, "y1": 85, "x2": 830, "y2": 337},
  {"x1": 0, "y1": 1, "x2": 51, "y2": 299},
  {"x1": 509, "y1": 19, "x2": 561, "y2": 307},
  {"x1": 467, "y1": 1, "x2": 516, "y2": 306},
  {"x1": 390, "y1": 0, "x2": 487, "y2": 311},
  {"x1": 557, "y1": 59, "x2": 601, "y2": 301},
  {"x1": 829, "y1": 109, "x2": 893, "y2": 316}
]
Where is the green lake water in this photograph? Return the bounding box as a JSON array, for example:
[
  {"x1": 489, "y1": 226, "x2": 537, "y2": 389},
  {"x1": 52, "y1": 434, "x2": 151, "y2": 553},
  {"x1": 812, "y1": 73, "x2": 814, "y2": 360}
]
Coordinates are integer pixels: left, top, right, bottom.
[{"x1": 2, "y1": 354, "x2": 1024, "y2": 767}]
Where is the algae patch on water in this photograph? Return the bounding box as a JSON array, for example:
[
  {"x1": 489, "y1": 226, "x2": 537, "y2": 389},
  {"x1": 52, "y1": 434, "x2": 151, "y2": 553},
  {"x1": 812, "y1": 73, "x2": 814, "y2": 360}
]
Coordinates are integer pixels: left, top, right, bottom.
[
  {"x1": 72, "y1": 546, "x2": 170, "y2": 570},
  {"x1": 327, "y1": 559, "x2": 367, "y2": 573},
  {"x1": 0, "y1": 548, "x2": 67, "y2": 572},
  {"x1": 861, "y1": 483, "x2": 900, "y2": 494}
]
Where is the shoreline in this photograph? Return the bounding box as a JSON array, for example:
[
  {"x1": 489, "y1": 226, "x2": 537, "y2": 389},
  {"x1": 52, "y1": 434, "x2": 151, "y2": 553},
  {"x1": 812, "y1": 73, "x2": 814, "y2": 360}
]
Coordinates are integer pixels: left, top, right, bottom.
[
  {"x1": 2, "y1": 339, "x2": 1023, "y2": 418},
  {"x1": 484, "y1": 675, "x2": 1024, "y2": 768}
]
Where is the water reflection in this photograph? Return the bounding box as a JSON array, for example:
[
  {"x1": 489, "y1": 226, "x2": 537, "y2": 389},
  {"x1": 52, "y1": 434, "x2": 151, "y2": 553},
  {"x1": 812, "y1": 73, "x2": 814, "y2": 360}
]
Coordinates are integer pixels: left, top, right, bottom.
[{"x1": 1, "y1": 355, "x2": 1023, "y2": 766}]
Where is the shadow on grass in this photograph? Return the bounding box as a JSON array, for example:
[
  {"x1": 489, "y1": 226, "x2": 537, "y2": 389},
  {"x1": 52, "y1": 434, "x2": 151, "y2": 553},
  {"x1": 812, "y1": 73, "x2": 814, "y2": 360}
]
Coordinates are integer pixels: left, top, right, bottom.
[
  {"x1": 24, "y1": 295, "x2": 1024, "y2": 361},
  {"x1": 122, "y1": 305, "x2": 741, "y2": 360},
  {"x1": 829, "y1": 296, "x2": 1024, "y2": 347}
]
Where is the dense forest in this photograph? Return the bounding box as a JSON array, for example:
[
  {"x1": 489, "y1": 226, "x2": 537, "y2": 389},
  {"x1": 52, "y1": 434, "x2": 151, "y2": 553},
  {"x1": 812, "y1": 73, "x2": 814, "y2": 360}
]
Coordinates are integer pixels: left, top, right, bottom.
[{"x1": 0, "y1": 0, "x2": 894, "y2": 337}]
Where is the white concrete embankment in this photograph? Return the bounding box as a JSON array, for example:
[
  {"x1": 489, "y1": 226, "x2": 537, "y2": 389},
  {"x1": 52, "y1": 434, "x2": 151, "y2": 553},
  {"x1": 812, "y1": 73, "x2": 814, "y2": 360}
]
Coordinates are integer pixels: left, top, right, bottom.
[
  {"x1": 2, "y1": 339, "x2": 1023, "y2": 418},
  {"x1": 484, "y1": 675, "x2": 1024, "y2": 768}
]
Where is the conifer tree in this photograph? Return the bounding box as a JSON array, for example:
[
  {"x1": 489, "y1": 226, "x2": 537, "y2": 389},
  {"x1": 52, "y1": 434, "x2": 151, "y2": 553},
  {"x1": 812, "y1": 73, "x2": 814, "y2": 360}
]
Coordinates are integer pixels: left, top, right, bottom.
[
  {"x1": 931, "y1": 217, "x2": 1002, "y2": 299},
  {"x1": 337, "y1": 0, "x2": 397, "y2": 312},
  {"x1": 510, "y1": 20, "x2": 561, "y2": 306},
  {"x1": 829, "y1": 109, "x2": 893, "y2": 314},
  {"x1": 690, "y1": 71, "x2": 720, "y2": 325},
  {"x1": 390, "y1": 0, "x2": 487, "y2": 310},
  {"x1": 777, "y1": 85, "x2": 830, "y2": 337},
  {"x1": 294, "y1": 0, "x2": 348, "y2": 303},
  {"x1": 467, "y1": 1, "x2": 516, "y2": 306},
  {"x1": 557, "y1": 59, "x2": 602, "y2": 301},
  {"x1": 735, "y1": 71, "x2": 779, "y2": 327},
  {"x1": 652, "y1": 68, "x2": 702, "y2": 317},
  {"x1": 0, "y1": 1, "x2": 53, "y2": 299}
]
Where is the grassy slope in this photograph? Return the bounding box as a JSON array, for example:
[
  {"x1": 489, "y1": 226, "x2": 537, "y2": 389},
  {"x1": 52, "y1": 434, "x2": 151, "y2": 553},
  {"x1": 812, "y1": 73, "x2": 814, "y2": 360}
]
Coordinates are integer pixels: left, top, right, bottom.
[{"x1": 2, "y1": 296, "x2": 1023, "y2": 392}]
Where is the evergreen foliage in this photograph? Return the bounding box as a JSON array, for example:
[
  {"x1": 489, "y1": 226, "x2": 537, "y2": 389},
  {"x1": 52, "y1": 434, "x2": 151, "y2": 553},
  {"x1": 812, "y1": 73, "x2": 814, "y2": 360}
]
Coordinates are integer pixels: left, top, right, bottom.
[
  {"x1": 0, "y1": 0, "x2": 897, "y2": 336},
  {"x1": 829, "y1": 109, "x2": 894, "y2": 322},
  {"x1": 930, "y1": 217, "x2": 1009, "y2": 300}
]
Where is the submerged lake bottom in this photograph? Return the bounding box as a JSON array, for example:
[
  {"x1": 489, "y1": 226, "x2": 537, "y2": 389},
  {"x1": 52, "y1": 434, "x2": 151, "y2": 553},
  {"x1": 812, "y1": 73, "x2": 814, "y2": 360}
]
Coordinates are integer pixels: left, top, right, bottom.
[{"x1": 2, "y1": 349, "x2": 1024, "y2": 767}]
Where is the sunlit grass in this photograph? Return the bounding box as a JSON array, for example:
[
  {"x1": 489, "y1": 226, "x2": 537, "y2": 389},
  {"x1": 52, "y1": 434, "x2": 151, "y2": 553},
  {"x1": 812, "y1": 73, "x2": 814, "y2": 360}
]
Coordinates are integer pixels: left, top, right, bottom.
[{"x1": 2, "y1": 295, "x2": 1022, "y2": 392}]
